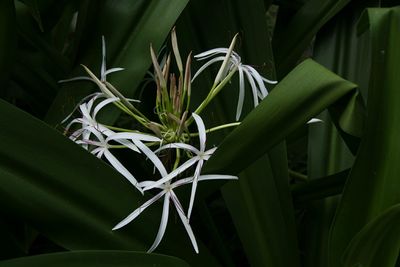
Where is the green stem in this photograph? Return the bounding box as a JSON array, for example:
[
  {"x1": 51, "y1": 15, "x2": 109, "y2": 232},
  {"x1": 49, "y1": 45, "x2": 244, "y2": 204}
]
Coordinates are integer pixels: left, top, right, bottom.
[
  {"x1": 188, "y1": 122, "x2": 241, "y2": 137},
  {"x1": 187, "y1": 66, "x2": 238, "y2": 126}
]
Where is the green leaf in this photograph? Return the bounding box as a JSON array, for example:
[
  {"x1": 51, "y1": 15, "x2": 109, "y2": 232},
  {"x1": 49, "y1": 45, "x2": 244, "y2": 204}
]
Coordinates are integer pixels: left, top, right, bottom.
[
  {"x1": 342, "y1": 204, "x2": 400, "y2": 267},
  {"x1": 328, "y1": 7, "x2": 400, "y2": 266},
  {"x1": 205, "y1": 59, "x2": 360, "y2": 175},
  {"x1": 273, "y1": 0, "x2": 351, "y2": 78},
  {"x1": 0, "y1": 251, "x2": 190, "y2": 267},
  {"x1": 0, "y1": 98, "x2": 220, "y2": 267},
  {"x1": 291, "y1": 169, "x2": 349, "y2": 205}
]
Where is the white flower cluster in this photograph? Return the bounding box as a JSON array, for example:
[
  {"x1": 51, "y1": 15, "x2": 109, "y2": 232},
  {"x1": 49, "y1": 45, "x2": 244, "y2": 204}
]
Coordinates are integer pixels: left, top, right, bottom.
[
  {"x1": 64, "y1": 92, "x2": 236, "y2": 253},
  {"x1": 61, "y1": 32, "x2": 279, "y2": 254}
]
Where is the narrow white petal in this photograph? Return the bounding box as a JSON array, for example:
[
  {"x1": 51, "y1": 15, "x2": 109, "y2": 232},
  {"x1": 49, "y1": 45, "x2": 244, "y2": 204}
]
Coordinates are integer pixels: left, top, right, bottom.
[
  {"x1": 170, "y1": 191, "x2": 199, "y2": 253},
  {"x1": 192, "y1": 113, "x2": 206, "y2": 152},
  {"x1": 107, "y1": 132, "x2": 160, "y2": 143},
  {"x1": 133, "y1": 140, "x2": 168, "y2": 177},
  {"x1": 101, "y1": 36, "x2": 107, "y2": 81},
  {"x1": 147, "y1": 192, "x2": 170, "y2": 253},
  {"x1": 112, "y1": 190, "x2": 166, "y2": 230},
  {"x1": 194, "y1": 48, "x2": 229, "y2": 59},
  {"x1": 93, "y1": 97, "x2": 121, "y2": 119},
  {"x1": 198, "y1": 174, "x2": 238, "y2": 181},
  {"x1": 61, "y1": 93, "x2": 103, "y2": 124},
  {"x1": 58, "y1": 76, "x2": 93, "y2": 83},
  {"x1": 204, "y1": 147, "x2": 217, "y2": 156},
  {"x1": 245, "y1": 65, "x2": 269, "y2": 99},
  {"x1": 187, "y1": 161, "x2": 203, "y2": 220},
  {"x1": 191, "y1": 56, "x2": 225, "y2": 82},
  {"x1": 236, "y1": 67, "x2": 245, "y2": 121},
  {"x1": 243, "y1": 68, "x2": 259, "y2": 107},
  {"x1": 104, "y1": 67, "x2": 124, "y2": 77},
  {"x1": 262, "y1": 77, "x2": 278, "y2": 84},
  {"x1": 307, "y1": 118, "x2": 323, "y2": 124},
  {"x1": 103, "y1": 150, "x2": 142, "y2": 192},
  {"x1": 171, "y1": 174, "x2": 238, "y2": 189},
  {"x1": 155, "y1": 143, "x2": 200, "y2": 155},
  {"x1": 138, "y1": 180, "x2": 164, "y2": 189},
  {"x1": 143, "y1": 157, "x2": 199, "y2": 191}
]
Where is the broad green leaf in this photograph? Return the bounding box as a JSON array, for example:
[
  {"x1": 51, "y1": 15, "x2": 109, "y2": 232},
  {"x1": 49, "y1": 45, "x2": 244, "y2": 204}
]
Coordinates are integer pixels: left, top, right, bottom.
[
  {"x1": 222, "y1": 149, "x2": 299, "y2": 267},
  {"x1": 0, "y1": 251, "x2": 190, "y2": 267},
  {"x1": 342, "y1": 204, "x2": 400, "y2": 267},
  {"x1": 273, "y1": 0, "x2": 351, "y2": 78},
  {"x1": 328, "y1": 7, "x2": 400, "y2": 266},
  {"x1": 0, "y1": 98, "x2": 220, "y2": 267},
  {"x1": 205, "y1": 59, "x2": 360, "y2": 176}
]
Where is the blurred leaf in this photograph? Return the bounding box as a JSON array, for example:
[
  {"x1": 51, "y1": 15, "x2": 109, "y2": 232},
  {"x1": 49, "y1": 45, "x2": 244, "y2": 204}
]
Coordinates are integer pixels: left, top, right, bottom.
[
  {"x1": 0, "y1": 98, "x2": 220, "y2": 267},
  {"x1": 273, "y1": 0, "x2": 351, "y2": 78},
  {"x1": 328, "y1": 7, "x2": 400, "y2": 266},
  {"x1": 342, "y1": 204, "x2": 400, "y2": 267},
  {"x1": 0, "y1": 251, "x2": 190, "y2": 267},
  {"x1": 205, "y1": 59, "x2": 360, "y2": 175}
]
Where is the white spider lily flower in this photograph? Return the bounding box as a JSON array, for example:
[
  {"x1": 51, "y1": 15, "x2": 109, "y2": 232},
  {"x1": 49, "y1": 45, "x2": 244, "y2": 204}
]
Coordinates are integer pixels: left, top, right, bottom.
[
  {"x1": 59, "y1": 36, "x2": 124, "y2": 84},
  {"x1": 193, "y1": 47, "x2": 277, "y2": 120},
  {"x1": 143, "y1": 113, "x2": 214, "y2": 220},
  {"x1": 112, "y1": 174, "x2": 238, "y2": 253}
]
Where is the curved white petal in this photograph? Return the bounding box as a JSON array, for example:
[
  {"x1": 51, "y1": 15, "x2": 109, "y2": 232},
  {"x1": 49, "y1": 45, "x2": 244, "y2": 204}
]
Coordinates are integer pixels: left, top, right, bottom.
[
  {"x1": 104, "y1": 67, "x2": 124, "y2": 77},
  {"x1": 133, "y1": 140, "x2": 168, "y2": 177},
  {"x1": 112, "y1": 190, "x2": 166, "y2": 230},
  {"x1": 194, "y1": 48, "x2": 229, "y2": 59},
  {"x1": 236, "y1": 67, "x2": 245, "y2": 121},
  {"x1": 307, "y1": 118, "x2": 323, "y2": 124},
  {"x1": 103, "y1": 150, "x2": 141, "y2": 192},
  {"x1": 147, "y1": 192, "x2": 170, "y2": 253},
  {"x1": 61, "y1": 93, "x2": 103, "y2": 124},
  {"x1": 192, "y1": 113, "x2": 206, "y2": 152},
  {"x1": 187, "y1": 160, "x2": 203, "y2": 220},
  {"x1": 245, "y1": 65, "x2": 269, "y2": 99},
  {"x1": 243, "y1": 68, "x2": 259, "y2": 107},
  {"x1": 192, "y1": 56, "x2": 225, "y2": 82},
  {"x1": 92, "y1": 97, "x2": 120, "y2": 119},
  {"x1": 58, "y1": 76, "x2": 93, "y2": 83},
  {"x1": 107, "y1": 132, "x2": 160, "y2": 143},
  {"x1": 262, "y1": 77, "x2": 278, "y2": 84},
  {"x1": 170, "y1": 174, "x2": 236, "y2": 189},
  {"x1": 138, "y1": 180, "x2": 165, "y2": 189},
  {"x1": 101, "y1": 36, "x2": 107, "y2": 81},
  {"x1": 170, "y1": 191, "x2": 199, "y2": 253},
  {"x1": 155, "y1": 143, "x2": 200, "y2": 155}
]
